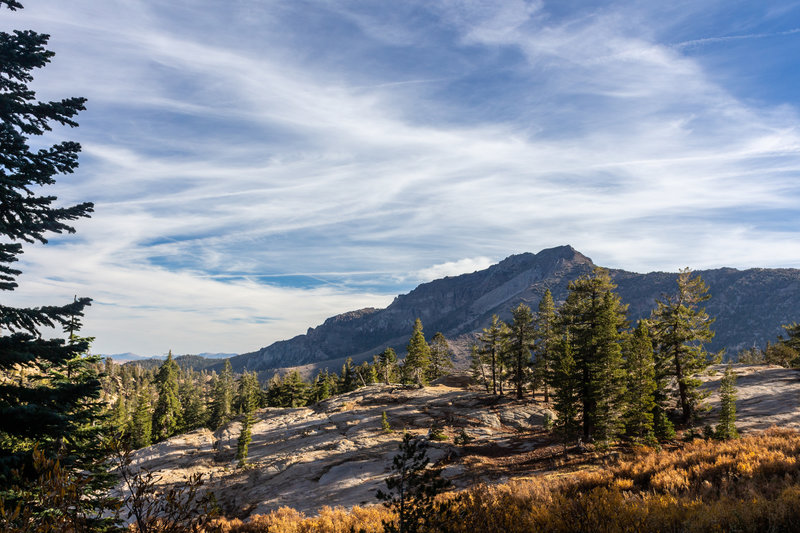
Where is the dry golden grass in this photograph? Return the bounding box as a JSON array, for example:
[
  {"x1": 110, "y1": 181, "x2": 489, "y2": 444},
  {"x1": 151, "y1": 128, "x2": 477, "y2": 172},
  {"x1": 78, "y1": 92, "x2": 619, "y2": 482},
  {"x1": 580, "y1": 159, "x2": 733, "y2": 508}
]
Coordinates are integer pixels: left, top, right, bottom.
[{"x1": 205, "y1": 428, "x2": 800, "y2": 532}]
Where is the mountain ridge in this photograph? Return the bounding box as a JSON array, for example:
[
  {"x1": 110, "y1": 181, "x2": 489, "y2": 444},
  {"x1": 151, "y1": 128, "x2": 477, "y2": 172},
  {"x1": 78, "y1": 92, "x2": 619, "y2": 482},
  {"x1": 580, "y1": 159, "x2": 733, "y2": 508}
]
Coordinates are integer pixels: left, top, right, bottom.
[{"x1": 224, "y1": 246, "x2": 800, "y2": 374}]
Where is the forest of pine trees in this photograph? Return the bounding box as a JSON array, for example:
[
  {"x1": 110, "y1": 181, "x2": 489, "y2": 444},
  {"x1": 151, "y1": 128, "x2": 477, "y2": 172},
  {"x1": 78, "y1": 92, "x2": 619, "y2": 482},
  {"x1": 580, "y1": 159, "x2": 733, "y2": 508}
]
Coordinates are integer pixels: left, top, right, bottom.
[
  {"x1": 468, "y1": 267, "x2": 727, "y2": 446},
  {"x1": 101, "y1": 319, "x2": 456, "y2": 449}
]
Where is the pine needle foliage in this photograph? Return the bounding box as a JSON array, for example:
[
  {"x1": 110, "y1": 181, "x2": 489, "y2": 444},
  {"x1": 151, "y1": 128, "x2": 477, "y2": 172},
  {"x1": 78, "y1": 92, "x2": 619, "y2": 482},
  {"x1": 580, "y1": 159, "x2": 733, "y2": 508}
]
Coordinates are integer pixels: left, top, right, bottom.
[
  {"x1": 651, "y1": 269, "x2": 719, "y2": 424},
  {"x1": 533, "y1": 289, "x2": 558, "y2": 402},
  {"x1": 376, "y1": 433, "x2": 452, "y2": 533},
  {"x1": 152, "y1": 352, "x2": 182, "y2": 443},
  {"x1": 623, "y1": 321, "x2": 657, "y2": 442},
  {"x1": 559, "y1": 268, "x2": 628, "y2": 444},
  {"x1": 427, "y1": 332, "x2": 454, "y2": 381},
  {"x1": 478, "y1": 315, "x2": 507, "y2": 395},
  {"x1": 715, "y1": 364, "x2": 738, "y2": 440},
  {"x1": 403, "y1": 319, "x2": 431, "y2": 386},
  {"x1": 504, "y1": 303, "x2": 535, "y2": 399},
  {"x1": 0, "y1": 0, "x2": 100, "y2": 481}
]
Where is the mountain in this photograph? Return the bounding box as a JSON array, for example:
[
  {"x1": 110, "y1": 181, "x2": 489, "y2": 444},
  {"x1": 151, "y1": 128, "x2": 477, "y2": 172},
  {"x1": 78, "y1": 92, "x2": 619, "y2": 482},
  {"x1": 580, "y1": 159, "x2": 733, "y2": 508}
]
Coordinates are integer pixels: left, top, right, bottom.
[{"x1": 227, "y1": 245, "x2": 800, "y2": 373}]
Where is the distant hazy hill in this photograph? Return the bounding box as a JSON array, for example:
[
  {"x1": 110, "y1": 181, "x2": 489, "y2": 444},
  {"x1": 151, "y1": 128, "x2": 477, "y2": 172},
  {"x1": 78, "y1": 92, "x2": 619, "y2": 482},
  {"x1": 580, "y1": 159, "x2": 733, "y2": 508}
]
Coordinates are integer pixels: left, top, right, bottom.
[
  {"x1": 223, "y1": 245, "x2": 800, "y2": 374},
  {"x1": 122, "y1": 353, "x2": 236, "y2": 370}
]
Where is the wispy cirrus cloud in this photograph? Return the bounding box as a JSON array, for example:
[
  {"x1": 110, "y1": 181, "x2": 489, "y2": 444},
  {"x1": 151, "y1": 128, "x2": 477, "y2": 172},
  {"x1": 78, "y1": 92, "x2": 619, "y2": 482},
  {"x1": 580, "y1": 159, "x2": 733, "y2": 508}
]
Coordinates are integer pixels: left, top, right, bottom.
[{"x1": 3, "y1": 0, "x2": 800, "y2": 354}]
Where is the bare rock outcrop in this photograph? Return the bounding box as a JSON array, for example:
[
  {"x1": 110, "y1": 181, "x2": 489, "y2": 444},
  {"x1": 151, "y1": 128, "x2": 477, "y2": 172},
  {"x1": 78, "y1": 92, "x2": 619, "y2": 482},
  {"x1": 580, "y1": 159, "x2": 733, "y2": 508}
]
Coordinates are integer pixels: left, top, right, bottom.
[
  {"x1": 123, "y1": 365, "x2": 800, "y2": 519},
  {"x1": 125, "y1": 383, "x2": 548, "y2": 518}
]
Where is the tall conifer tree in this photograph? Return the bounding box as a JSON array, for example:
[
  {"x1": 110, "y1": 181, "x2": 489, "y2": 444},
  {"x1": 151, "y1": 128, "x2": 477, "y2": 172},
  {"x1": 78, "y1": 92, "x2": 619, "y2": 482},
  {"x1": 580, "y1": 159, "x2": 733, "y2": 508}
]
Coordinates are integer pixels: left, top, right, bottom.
[
  {"x1": 533, "y1": 289, "x2": 558, "y2": 402},
  {"x1": 208, "y1": 360, "x2": 234, "y2": 429},
  {"x1": 236, "y1": 371, "x2": 259, "y2": 467},
  {"x1": 403, "y1": 318, "x2": 431, "y2": 386},
  {"x1": 129, "y1": 389, "x2": 153, "y2": 449},
  {"x1": 505, "y1": 303, "x2": 535, "y2": 399},
  {"x1": 651, "y1": 268, "x2": 718, "y2": 423},
  {"x1": 715, "y1": 364, "x2": 738, "y2": 440},
  {"x1": 378, "y1": 348, "x2": 399, "y2": 384},
  {"x1": 152, "y1": 351, "x2": 182, "y2": 442},
  {"x1": 0, "y1": 0, "x2": 98, "y2": 479},
  {"x1": 623, "y1": 321, "x2": 657, "y2": 441},
  {"x1": 549, "y1": 332, "x2": 581, "y2": 449},
  {"x1": 478, "y1": 315, "x2": 507, "y2": 395},
  {"x1": 559, "y1": 268, "x2": 628, "y2": 443},
  {"x1": 469, "y1": 344, "x2": 489, "y2": 392},
  {"x1": 428, "y1": 332, "x2": 454, "y2": 381}
]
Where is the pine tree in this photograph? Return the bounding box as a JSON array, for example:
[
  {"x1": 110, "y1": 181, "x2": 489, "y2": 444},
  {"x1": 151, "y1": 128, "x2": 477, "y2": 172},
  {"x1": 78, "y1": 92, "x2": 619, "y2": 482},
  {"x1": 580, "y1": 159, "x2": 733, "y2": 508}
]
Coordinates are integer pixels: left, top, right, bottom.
[
  {"x1": 548, "y1": 332, "x2": 581, "y2": 449},
  {"x1": 208, "y1": 360, "x2": 234, "y2": 429},
  {"x1": 110, "y1": 395, "x2": 128, "y2": 437},
  {"x1": 623, "y1": 321, "x2": 657, "y2": 442},
  {"x1": 282, "y1": 370, "x2": 310, "y2": 407},
  {"x1": 715, "y1": 364, "x2": 739, "y2": 440},
  {"x1": 340, "y1": 357, "x2": 359, "y2": 392},
  {"x1": 129, "y1": 389, "x2": 153, "y2": 449},
  {"x1": 478, "y1": 315, "x2": 507, "y2": 395},
  {"x1": 428, "y1": 332, "x2": 454, "y2": 381},
  {"x1": 310, "y1": 370, "x2": 333, "y2": 403},
  {"x1": 775, "y1": 323, "x2": 800, "y2": 367},
  {"x1": 559, "y1": 268, "x2": 628, "y2": 443},
  {"x1": 236, "y1": 412, "x2": 253, "y2": 468},
  {"x1": 0, "y1": 0, "x2": 98, "y2": 479},
  {"x1": 235, "y1": 371, "x2": 260, "y2": 415},
  {"x1": 651, "y1": 268, "x2": 719, "y2": 424},
  {"x1": 376, "y1": 433, "x2": 452, "y2": 533},
  {"x1": 378, "y1": 348, "x2": 399, "y2": 384},
  {"x1": 179, "y1": 370, "x2": 207, "y2": 432},
  {"x1": 152, "y1": 351, "x2": 182, "y2": 442},
  {"x1": 468, "y1": 344, "x2": 489, "y2": 392},
  {"x1": 355, "y1": 360, "x2": 376, "y2": 386},
  {"x1": 533, "y1": 289, "x2": 558, "y2": 402},
  {"x1": 235, "y1": 371, "x2": 259, "y2": 467},
  {"x1": 403, "y1": 318, "x2": 431, "y2": 386},
  {"x1": 504, "y1": 303, "x2": 535, "y2": 399},
  {"x1": 593, "y1": 292, "x2": 628, "y2": 444}
]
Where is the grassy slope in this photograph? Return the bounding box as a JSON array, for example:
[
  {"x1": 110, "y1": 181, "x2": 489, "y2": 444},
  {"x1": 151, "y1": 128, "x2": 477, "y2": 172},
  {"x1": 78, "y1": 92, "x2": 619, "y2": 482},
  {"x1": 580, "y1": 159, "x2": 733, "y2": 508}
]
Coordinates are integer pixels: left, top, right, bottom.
[{"x1": 210, "y1": 428, "x2": 800, "y2": 532}]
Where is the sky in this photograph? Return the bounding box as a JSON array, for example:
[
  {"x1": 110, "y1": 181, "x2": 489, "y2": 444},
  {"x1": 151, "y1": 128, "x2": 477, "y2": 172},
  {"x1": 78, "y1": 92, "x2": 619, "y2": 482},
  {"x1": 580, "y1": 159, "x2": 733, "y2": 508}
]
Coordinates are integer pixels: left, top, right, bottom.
[{"x1": 3, "y1": 0, "x2": 800, "y2": 356}]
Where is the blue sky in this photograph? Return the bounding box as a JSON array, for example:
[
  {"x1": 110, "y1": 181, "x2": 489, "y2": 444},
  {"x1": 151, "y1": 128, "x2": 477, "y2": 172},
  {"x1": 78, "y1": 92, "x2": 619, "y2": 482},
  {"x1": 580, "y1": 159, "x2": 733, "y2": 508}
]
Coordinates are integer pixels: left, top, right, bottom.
[{"x1": 4, "y1": 0, "x2": 800, "y2": 356}]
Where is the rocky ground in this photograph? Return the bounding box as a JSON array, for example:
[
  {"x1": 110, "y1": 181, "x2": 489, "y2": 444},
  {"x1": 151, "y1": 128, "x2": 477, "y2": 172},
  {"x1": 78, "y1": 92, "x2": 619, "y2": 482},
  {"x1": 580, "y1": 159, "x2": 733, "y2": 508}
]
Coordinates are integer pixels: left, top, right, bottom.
[{"x1": 123, "y1": 365, "x2": 800, "y2": 519}]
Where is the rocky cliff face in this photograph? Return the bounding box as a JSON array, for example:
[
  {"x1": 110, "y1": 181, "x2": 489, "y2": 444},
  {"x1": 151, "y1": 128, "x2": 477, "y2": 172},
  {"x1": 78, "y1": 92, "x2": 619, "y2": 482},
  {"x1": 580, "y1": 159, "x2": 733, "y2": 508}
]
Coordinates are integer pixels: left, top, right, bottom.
[{"x1": 228, "y1": 246, "x2": 800, "y2": 373}]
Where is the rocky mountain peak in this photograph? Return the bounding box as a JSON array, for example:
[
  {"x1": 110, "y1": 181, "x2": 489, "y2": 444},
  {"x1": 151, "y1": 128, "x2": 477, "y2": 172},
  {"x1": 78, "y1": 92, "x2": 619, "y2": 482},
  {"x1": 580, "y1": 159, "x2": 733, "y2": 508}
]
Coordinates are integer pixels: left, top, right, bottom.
[{"x1": 226, "y1": 246, "x2": 800, "y2": 374}]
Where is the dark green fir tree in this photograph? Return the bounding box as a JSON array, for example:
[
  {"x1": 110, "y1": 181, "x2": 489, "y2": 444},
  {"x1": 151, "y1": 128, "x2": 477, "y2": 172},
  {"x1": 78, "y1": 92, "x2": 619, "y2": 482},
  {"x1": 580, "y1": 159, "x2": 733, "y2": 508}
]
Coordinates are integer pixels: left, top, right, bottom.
[
  {"x1": 236, "y1": 371, "x2": 259, "y2": 467},
  {"x1": 548, "y1": 332, "x2": 581, "y2": 450},
  {"x1": 533, "y1": 289, "x2": 558, "y2": 402},
  {"x1": 651, "y1": 268, "x2": 719, "y2": 424},
  {"x1": 623, "y1": 321, "x2": 657, "y2": 442},
  {"x1": 715, "y1": 364, "x2": 739, "y2": 440},
  {"x1": 378, "y1": 347, "x2": 399, "y2": 384},
  {"x1": 559, "y1": 268, "x2": 628, "y2": 444},
  {"x1": 468, "y1": 344, "x2": 489, "y2": 393},
  {"x1": 0, "y1": 13, "x2": 113, "y2": 525},
  {"x1": 152, "y1": 351, "x2": 182, "y2": 442},
  {"x1": 504, "y1": 303, "x2": 535, "y2": 399},
  {"x1": 129, "y1": 388, "x2": 153, "y2": 449},
  {"x1": 208, "y1": 360, "x2": 234, "y2": 429},
  {"x1": 478, "y1": 315, "x2": 507, "y2": 395},
  {"x1": 427, "y1": 332, "x2": 454, "y2": 381},
  {"x1": 402, "y1": 318, "x2": 431, "y2": 386}
]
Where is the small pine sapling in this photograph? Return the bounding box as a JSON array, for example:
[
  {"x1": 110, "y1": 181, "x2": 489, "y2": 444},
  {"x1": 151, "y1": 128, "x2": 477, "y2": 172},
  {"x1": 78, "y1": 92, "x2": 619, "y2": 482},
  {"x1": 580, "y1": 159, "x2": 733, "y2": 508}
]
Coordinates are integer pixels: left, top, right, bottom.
[
  {"x1": 382, "y1": 411, "x2": 393, "y2": 433},
  {"x1": 377, "y1": 433, "x2": 453, "y2": 533},
  {"x1": 715, "y1": 364, "x2": 739, "y2": 440}
]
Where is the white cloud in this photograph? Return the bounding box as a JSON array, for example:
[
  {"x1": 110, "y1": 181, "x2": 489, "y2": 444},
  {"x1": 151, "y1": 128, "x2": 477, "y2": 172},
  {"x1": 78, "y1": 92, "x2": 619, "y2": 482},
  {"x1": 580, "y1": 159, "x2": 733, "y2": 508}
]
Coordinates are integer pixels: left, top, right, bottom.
[{"x1": 416, "y1": 257, "x2": 496, "y2": 282}]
